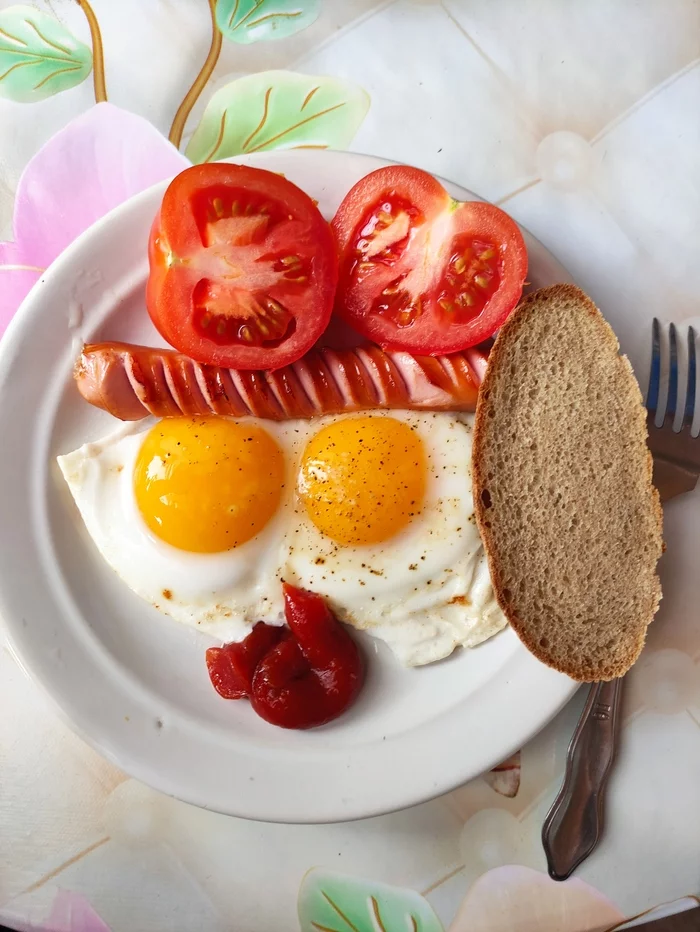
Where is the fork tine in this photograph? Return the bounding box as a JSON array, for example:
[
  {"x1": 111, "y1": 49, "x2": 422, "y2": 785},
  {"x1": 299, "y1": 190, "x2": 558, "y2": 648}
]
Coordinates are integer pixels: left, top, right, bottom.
[
  {"x1": 666, "y1": 323, "x2": 679, "y2": 421},
  {"x1": 684, "y1": 326, "x2": 697, "y2": 428},
  {"x1": 647, "y1": 317, "x2": 661, "y2": 414}
]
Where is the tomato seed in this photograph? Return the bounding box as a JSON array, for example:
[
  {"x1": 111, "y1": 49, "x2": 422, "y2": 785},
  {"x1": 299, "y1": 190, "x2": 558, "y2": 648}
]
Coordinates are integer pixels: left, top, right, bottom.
[{"x1": 213, "y1": 197, "x2": 224, "y2": 217}]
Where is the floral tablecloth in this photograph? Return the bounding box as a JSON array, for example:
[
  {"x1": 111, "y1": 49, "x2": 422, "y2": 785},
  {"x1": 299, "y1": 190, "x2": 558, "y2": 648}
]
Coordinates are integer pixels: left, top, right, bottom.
[{"x1": 1, "y1": 2, "x2": 700, "y2": 930}]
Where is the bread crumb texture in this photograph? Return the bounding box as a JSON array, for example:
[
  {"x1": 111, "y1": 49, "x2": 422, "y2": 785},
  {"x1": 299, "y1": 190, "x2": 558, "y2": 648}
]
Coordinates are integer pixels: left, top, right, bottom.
[{"x1": 473, "y1": 285, "x2": 663, "y2": 682}]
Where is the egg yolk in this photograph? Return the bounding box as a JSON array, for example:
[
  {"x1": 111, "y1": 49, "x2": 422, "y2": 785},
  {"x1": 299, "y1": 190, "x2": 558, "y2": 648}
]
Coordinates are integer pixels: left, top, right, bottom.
[
  {"x1": 298, "y1": 416, "x2": 426, "y2": 546},
  {"x1": 134, "y1": 418, "x2": 284, "y2": 553}
]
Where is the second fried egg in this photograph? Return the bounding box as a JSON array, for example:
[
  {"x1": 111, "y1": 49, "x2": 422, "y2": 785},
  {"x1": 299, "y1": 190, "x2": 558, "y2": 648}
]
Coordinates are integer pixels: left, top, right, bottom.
[{"x1": 288, "y1": 411, "x2": 506, "y2": 664}]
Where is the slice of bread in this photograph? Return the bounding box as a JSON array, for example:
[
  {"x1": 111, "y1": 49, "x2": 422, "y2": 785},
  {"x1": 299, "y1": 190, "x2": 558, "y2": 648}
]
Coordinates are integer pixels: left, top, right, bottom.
[{"x1": 472, "y1": 284, "x2": 663, "y2": 682}]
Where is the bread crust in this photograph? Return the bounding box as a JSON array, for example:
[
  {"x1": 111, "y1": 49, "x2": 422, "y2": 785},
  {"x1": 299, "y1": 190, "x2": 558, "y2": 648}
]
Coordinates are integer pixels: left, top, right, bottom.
[{"x1": 472, "y1": 284, "x2": 663, "y2": 682}]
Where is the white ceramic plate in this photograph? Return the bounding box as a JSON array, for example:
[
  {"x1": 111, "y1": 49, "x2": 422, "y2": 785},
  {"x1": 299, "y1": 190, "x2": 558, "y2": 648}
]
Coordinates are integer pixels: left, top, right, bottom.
[{"x1": 0, "y1": 151, "x2": 577, "y2": 822}]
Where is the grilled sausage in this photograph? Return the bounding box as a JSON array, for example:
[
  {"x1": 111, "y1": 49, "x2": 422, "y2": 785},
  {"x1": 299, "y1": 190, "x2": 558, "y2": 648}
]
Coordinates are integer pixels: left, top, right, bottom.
[{"x1": 74, "y1": 341, "x2": 487, "y2": 421}]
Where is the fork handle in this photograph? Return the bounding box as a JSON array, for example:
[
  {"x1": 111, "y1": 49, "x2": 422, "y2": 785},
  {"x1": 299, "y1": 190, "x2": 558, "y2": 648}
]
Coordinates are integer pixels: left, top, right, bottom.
[{"x1": 541, "y1": 678, "x2": 623, "y2": 880}]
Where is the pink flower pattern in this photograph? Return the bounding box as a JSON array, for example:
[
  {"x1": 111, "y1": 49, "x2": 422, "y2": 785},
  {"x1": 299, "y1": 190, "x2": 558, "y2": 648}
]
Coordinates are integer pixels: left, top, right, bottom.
[
  {"x1": 45, "y1": 890, "x2": 112, "y2": 932},
  {"x1": 0, "y1": 103, "x2": 188, "y2": 338}
]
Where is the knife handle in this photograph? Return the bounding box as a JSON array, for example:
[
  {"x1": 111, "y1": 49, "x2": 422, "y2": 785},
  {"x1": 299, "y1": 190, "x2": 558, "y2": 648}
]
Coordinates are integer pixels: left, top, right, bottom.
[{"x1": 541, "y1": 677, "x2": 623, "y2": 880}]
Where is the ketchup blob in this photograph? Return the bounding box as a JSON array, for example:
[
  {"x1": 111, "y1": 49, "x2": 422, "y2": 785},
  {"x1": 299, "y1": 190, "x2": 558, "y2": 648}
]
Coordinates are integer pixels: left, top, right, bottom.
[{"x1": 205, "y1": 584, "x2": 364, "y2": 729}]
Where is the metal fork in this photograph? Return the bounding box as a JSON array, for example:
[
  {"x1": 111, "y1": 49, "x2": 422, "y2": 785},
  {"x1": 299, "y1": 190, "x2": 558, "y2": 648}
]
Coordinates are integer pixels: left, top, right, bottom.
[{"x1": 542, "y1": 319, "x2": 699, "y2": 881}]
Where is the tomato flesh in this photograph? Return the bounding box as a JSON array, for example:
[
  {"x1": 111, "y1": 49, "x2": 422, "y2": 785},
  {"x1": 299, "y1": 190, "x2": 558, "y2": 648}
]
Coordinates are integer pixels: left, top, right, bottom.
[
  {"x1": 147, "y1": 164, "x2": 338, "y2": 370},
  {"x1": 331, "y1": 166, "x2": 528, "y2": 355},
  {"x1": 205, "y1": 584, "x2": 364, "y2": 729}
]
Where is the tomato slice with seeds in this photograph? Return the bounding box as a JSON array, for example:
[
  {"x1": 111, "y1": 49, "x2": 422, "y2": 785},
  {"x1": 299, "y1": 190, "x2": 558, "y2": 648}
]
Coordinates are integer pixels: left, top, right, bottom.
[
  {"x1": 147, "y1": 164, "x2": 338, "y2": 370},
  {"x1": 331, "y1": 166, "x2": 528, "y2": 355}
]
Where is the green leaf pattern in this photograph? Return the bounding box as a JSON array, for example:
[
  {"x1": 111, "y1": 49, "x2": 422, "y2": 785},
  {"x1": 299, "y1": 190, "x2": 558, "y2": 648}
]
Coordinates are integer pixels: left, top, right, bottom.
[
  {"x1": 298, "y1": 869, "x2": 445, "y2": 932},
  {"x1": 216, "y1": 0, "x2": 320, "y2": 45},
  {"x1": 186, "y1": 70, "x2": 370, "y2": 163},
  {"x1": 0, "y1": 5, "x2": 92, "y2": 103}
]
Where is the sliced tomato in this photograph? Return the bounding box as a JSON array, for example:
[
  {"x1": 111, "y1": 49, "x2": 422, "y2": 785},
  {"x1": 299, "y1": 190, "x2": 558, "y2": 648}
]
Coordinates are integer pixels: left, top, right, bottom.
[
  {"x1": 331, "y1": 166, "x2": 528, "y2": 355},
  {"x1": 147, "y1": 164, "x2": 338, "y2": 370}
]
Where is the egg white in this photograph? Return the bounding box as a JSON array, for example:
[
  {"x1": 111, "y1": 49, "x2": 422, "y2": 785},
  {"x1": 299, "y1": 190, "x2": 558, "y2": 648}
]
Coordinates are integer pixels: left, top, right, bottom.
[{"x1": 57, "y1": 412, "x2": 506, "y2": 664}]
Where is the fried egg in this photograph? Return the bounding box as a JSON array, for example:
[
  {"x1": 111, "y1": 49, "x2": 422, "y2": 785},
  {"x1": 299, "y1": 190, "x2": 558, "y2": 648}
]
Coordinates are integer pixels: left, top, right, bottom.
[
  {"x1": 57, "y1": 412, "x2": 506, "y2": 665},
  {"x1": 288, "y1": 411, "x2": 506, "y2": 664},
  {"x1": 57, "y1": 418, "x2": 294, "y2": 643}
]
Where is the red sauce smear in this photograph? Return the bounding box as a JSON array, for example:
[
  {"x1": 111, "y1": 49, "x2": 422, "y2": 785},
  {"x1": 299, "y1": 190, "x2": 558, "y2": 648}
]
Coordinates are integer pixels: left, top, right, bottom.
[{"x1": 205, "y1": 583, "x2": 364, "y2": 729}]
